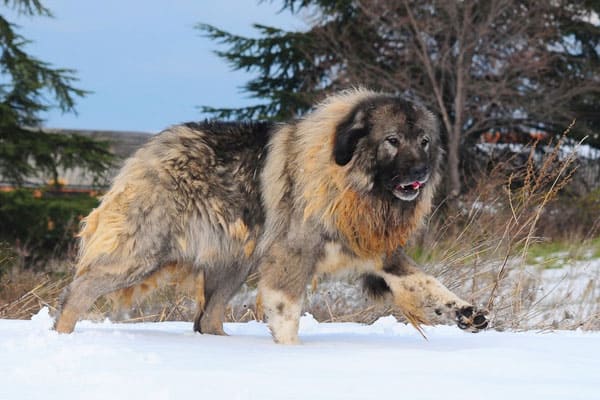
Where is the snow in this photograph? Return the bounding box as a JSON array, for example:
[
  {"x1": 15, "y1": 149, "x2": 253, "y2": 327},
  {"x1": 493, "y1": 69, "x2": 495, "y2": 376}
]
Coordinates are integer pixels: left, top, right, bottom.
[
  {"x1": 476, "y1": 142, "x2": 600, "y2": 160},
  {"x1": 1, "y1": 309, "x2": 599, "y2": 400},
  {"x1": 515, "y1": 257, "x2": 600, "y2": 330}
]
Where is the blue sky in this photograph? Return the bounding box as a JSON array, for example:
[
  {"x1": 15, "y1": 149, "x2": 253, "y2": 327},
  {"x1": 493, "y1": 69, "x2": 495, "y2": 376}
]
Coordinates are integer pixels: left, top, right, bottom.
[{"x1": 6, "y1": 1, "x2": 305, "y2": 132}]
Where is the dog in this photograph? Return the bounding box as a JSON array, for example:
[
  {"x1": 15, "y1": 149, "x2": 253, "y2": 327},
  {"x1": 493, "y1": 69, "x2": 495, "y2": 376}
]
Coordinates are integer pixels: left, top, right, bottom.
[{"x1": 54, "y1": 89, "x2": 488, "y2": 342}]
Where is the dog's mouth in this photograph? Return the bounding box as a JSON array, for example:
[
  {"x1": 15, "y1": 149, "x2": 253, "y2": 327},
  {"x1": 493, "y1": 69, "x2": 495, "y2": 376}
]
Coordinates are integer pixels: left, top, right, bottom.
[{"x1": 392, "y1": 179, "x2": 427, "y2": 201}]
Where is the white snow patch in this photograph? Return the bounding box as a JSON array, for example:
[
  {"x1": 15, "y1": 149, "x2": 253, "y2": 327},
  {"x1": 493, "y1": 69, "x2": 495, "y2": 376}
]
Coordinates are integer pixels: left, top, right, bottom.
[
  {"x1": 476, "y1": 142, "x2": 600, "y2": 160},
  {"x1": 0, "y1": 308, "x2": 598, "y2": 400}
]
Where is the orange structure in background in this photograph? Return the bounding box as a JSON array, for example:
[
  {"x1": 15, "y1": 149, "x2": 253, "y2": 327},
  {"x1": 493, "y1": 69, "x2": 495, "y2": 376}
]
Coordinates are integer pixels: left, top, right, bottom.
[{"x1": 481, "y1": 130, "x2": 548, "y2": 144}]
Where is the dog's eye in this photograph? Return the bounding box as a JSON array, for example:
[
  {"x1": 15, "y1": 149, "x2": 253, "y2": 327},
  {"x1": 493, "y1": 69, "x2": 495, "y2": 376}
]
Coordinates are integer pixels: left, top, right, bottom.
[
  {"x1": 421, "y1": 137, "x2": 430, "y2": 148},
  {"x1": 386, "y1": 136, "x2": 399, "y2": 147}
]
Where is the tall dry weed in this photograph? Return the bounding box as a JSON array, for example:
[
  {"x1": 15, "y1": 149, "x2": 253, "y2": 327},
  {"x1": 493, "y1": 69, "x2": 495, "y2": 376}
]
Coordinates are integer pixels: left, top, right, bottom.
[{"x1": 412, "y1": 128, "x2": 599, "y2": 330}]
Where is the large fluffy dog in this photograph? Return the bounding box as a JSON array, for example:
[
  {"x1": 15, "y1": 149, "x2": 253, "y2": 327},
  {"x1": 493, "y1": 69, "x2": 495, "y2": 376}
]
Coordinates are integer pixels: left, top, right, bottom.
[{"x1": 55, "y1": 89, "x2": 488, "y2": 342}]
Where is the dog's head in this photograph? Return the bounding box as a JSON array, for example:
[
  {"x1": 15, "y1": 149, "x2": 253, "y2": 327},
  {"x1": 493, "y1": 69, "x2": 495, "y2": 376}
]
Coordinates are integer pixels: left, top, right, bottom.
[{"x1": 334, "y1": 95, "x2": 442, "y2": 202}]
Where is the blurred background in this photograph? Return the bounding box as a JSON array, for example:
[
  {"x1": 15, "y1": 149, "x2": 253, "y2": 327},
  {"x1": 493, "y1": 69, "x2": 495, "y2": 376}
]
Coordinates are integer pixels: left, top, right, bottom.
[{"x1": 0, "y1": 0, "x2": 599, "y2": 331}]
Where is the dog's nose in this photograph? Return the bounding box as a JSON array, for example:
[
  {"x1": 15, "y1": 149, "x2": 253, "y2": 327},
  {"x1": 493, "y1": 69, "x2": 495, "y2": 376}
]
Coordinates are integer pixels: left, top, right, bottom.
[{"x1": 409, "y1": 164, "x2": 429, "y2": 182}]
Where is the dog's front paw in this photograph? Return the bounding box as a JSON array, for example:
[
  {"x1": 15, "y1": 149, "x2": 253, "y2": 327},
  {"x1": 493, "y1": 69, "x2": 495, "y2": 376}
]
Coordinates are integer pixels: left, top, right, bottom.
[{"x1": 455, "y1": 306, "x2": 489, "y2": 332}]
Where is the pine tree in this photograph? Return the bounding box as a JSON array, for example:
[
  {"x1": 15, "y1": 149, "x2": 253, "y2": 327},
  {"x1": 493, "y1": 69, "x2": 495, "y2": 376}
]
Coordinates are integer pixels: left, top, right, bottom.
[
  {"x1": 199, "y1": 0, "x2": 600, "y2": 197},
  {"x1": 0, "y1": 0, "x2": 113, "y2": 187},
  {"x1": 197, "y1": 0, "x2": 362, "y2": 121}
]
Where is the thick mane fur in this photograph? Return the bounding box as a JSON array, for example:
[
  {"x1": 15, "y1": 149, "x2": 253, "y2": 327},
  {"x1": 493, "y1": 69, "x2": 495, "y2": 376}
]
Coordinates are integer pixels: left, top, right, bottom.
[{"x1": 288, "y1": 88, "x2": 438, "y2": 258}]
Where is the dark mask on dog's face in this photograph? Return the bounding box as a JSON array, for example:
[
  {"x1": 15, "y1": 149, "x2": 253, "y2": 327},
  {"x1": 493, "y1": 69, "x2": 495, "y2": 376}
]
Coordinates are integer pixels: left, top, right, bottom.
[{"x1": 333, "y1": 96, "x2": 441, "y2": 202}]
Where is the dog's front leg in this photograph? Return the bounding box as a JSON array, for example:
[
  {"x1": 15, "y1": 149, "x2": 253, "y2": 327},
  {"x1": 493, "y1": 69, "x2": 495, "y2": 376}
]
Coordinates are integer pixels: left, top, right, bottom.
[
  {"x1": 258, "y1": 242, "x2": 315, "y2": 344},
  {"x1": 375, "y1": 248, "x2": 488, "y2": 332}
]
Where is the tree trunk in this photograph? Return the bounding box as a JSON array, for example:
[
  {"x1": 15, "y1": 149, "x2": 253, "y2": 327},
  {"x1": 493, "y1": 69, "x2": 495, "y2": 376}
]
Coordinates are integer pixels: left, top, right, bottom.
[
  {"x1": 448, "y1": 38, "x2": 467, "y2": 201},
  {"x1": 446, "y1": 129, "x2": 461, "y2": 199}
]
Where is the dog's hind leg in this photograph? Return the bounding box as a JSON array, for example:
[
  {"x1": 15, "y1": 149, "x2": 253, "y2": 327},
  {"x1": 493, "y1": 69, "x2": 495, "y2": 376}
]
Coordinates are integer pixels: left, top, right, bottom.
[
  {"x1": 192, "y1": 269, "x2": 206, "y2": 333},
  {"x1": 55, "y1": 272, "x2": 119, "y2": 333},
  {"x1": 54, "y1": 263, "x2": 159, "y2": 333},
  {"x1": 194, "y1": 262, "x2": 250, "y2": 336}
]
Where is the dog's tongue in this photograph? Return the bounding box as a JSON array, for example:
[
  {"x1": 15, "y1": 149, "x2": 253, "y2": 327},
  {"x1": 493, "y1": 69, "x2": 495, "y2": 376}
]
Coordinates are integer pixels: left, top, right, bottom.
[{"x1": 396, "y1": 181, "x2": 423, "y2": 191}]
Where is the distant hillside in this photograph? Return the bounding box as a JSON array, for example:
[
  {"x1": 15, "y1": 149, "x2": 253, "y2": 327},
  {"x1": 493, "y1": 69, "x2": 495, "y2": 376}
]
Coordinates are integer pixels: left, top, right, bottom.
[
  {"x1": 43, "y1": 128, "x2": 153, "y2": 159},
  {"x1": 0, "y1": 129, "x2": 153, "y2": 190}
]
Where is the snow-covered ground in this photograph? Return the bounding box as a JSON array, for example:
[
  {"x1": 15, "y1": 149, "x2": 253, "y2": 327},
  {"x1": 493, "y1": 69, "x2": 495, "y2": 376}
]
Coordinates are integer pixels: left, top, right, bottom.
[{"x1": 1, "y1": 309, "x2": 598, "y2": 400}]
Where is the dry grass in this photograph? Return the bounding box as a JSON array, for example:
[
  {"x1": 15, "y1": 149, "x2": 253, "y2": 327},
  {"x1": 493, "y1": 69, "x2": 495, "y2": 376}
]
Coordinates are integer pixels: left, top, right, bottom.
[
  {"x1": 411, "y1": 130, "x2": 600, "y2": 330},
  {"x1": 0, "y1": 271, "x2": 68, "y2": 319}
]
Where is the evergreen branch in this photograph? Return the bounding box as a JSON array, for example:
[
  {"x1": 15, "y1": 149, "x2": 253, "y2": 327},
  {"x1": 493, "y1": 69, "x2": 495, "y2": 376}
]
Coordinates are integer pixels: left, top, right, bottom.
[
  {"x1": 0, "y1": 14, "x2": 89, "y2": 127},
  {"x1": 1, "y1": 0, "x2": 51, "y2": 16},
  {"x1": 0, "y1": 1, "x2": 106, "y2": 186},
  {"x1": 0, "y1": 128, "x2": 114, "y2": 186},
  {"x1": 197, "y1": 21, "x2": 332, "y2": 120}
]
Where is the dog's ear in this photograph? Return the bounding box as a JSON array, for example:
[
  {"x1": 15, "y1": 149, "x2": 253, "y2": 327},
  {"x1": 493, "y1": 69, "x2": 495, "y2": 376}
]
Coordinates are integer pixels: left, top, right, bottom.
[{"x1": 334, "y1": 109, "x2": 370, "y2": 166}]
